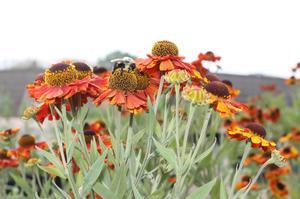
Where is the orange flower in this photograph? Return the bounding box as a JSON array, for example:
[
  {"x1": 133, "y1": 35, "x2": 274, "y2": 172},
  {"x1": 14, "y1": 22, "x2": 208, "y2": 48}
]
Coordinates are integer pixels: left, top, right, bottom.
[
  {"x1": 235, "y1": 175, "x2": 258, "y2": 190},
  {"x1": 264, "y1": 165, "x2": 290, "y2": 179},
  {"x1": 27, "y1": 61, "x2": 101, "y2": 104},
  {"x1": 244, "y1": 152, "x2": 271, "y2": 166},
  {"x1": 204, "y1": 81, "x2": 248, "y2": 117},
  {"x1": 279, "y1": 128, "x2": 300, "y2": 143},
  {"x1": 136, "y1": 40, "x2": 196, "y2": 76},
  {"x1": 191, "y1": 51, "x2": 221, "y2": 77},
  {"x1": 94, "y1": 59, "x2": 159, "y2": 114},
  {"x1": 263, "y1": 107, "x2": 280, "y2": 123},
  {"x1": 285, "y1": 76, "x2": 297, "y2": 85},
  {"x1": 226, "y1": 123, "x2": 276, "y2": 151},
  {"x1": 269, "y1": 179, "x2": 289, "y2": 198},
  {"x1": 168, "y1": 176, "x2": 176, "y2": 184},
  {"x1": 86, "y1": 120, "x2": 108, "y2": 135},
  {"x1": 10, "y1": 134, "x2": 48, "y2": 160},
  {"x1": 279, "y1": 146, "x2": 299, "y2": 160},
  {"x1": 0, "y1": 148, "x2": 19, "y2": 168},
  {"x1": 260, "y1": 84, "x2": 277, "y2": 91},
  {"x1": 0, "y1": 128, "x2": 20, "y2": 141}
]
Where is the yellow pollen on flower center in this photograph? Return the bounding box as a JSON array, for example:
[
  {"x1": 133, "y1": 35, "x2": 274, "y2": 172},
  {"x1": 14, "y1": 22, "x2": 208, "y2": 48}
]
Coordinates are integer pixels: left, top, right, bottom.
[
  {"x1": 44, "y1": 63, "x2": 77, "y2": 86},
  {"x1": 134, "y1": 69, "x2": 150, "y2": 90},
  {"x1": 152, "y1": 40, "x2": 179, "y2": 56},
  {"x1": 109, "y1": 69, "x2": 138, "y2": 91},
  {"x1": 73, "y1": 62, "x2": 92, "y2": 79}
]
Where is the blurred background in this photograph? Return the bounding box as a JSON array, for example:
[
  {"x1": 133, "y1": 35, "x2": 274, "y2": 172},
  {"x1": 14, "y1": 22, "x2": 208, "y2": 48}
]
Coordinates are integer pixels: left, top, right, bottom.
[{"x1": 0, "y1": 0, "x2": 299, "y2": 118}]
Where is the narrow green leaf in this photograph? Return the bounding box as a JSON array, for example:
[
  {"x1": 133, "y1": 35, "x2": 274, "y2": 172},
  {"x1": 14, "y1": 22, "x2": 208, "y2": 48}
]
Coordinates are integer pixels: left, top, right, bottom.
[
  {"x1": 93, "y1": 182, "x2": 117, "y2": 199},
  {"x1": 220, "y1": 177, "x2": 227, "y2": 199},
  {"x1": 37, "y1": 164, "x2": 66, "y2": 179},
  {"x1": 194, "y1": 138, "x2": 216, "y2": 164},
  {"x1": 153, "y1": 139, "x2": 177, "y2": 169},
  {"x1": 36, "y1": 147, "x2": 65, "y2": 177},
  {"x1": 186, "y1": 178, "x2": 217, "y2": 199},
  {"x1": 10, "y1": 173, "x2": 34, "y2": 197},
  {"x1": 81, "y1": 151, "x2": 107, "y2": 196}
]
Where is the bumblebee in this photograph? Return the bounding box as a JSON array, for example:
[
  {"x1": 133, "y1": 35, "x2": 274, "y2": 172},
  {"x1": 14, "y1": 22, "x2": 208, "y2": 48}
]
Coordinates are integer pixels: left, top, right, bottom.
[{"x1": 111, "y1": 57, "x2": 136, "y2": 74}]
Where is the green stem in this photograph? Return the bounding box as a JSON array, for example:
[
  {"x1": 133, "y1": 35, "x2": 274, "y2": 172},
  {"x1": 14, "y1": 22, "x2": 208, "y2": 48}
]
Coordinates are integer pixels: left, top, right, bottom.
[
  {"x1": 181, "y1": 103, "x2": 196, "y2": 157},
  {"x1": 240, "y1": 159, "x2": 273, "y2": 199},
  {"x1": 175, "y1": 84, "x2": 181, "y2": 160},
  {"x1": 229, "y1": 142, "x2": 251, "y2": 199},
  {"x1": 154, "y1": 75, "x2": 165, "y2": 114}
]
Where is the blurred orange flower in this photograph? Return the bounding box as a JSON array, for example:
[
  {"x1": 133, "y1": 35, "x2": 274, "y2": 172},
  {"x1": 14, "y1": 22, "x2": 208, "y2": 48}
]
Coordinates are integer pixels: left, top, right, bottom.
[
  {"x1": 226, "y1": 123, "x2": 276, "y2": 151},
  {"x1": 269, "y1": 179, "x2": 289, "y2": 198},
  {"x1": 235, "y1": 175, "x2": 258, "y2": 190}
]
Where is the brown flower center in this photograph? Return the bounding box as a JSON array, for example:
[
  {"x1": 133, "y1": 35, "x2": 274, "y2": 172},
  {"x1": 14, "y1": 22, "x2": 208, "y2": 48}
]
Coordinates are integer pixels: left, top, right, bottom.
[
  {"x1": 245, "y1": 123, "x2": 266, "y2": 138},
  {"x1": 83, "y1": 130, "x2": 96, "y2": 143},
  {"x1": 283, "y1": 147, "x2": 291, "y2": 153},
  {"x1": 242, "y1": 176, "x2": 250, "y2": 182},
  {"x1": 73, "y1": 62, "x2": 92, "y2": 79},
  {"x1": 205, "y1": 73, "x2": 221, "y2": 82},
  {"x1": 18, "y1": 134, "x2": 36, "y2": 147},
  {"x1": 222, "y1": 79, "x2": 233, "y2": 87},
  {"x1": 109, "y1": 68, "x2": 138, "y2": 91},
  {"x1": 276, "y1": 182, "x2": 286, "y2": 190},
  {"x1": 152, "y1": 40, "x2": 179, "y2": 56},
  {"x1": 0, "y1": 149, "x2": 9, "y2": 159},
  {"x1": 93, "y1": 67, "x2": 108, "y2": 76},
  {"x1": 44, "y1": 63, "x2": 77, "y2": 86},
  {"x1": 204, "y1": 81, "x2": 230, "y2": 98}
]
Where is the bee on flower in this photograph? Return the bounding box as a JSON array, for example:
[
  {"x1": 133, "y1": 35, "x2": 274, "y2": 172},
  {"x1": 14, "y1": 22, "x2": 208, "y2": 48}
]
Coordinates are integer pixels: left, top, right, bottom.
[{"x1": 94, "y1": 57, "x2": 159, "y2": 114}]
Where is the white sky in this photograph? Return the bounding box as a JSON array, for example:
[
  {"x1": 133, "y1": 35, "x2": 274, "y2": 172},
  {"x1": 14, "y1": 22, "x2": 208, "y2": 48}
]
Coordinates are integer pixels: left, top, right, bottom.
[{"x1": 0, "y1": 0, "x2": 299, "y2": 77}]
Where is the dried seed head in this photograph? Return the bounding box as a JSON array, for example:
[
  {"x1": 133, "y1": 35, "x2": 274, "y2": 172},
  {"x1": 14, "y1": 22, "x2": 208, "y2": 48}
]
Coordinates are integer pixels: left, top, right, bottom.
[
  {"x1": 152, "y1": 40, "x2": 179, "y2": 56},
  {"x1": 245, "y1": 123, "x2": 266, "y2": 138},
  {"x1": 204, "y1": 81, "x2": 230, "y2": 98}
]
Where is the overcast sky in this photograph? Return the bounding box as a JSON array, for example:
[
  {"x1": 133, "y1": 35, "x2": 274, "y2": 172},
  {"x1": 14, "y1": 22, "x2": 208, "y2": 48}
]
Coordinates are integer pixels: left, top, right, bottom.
[{"x1": 0, "y1": 0, "x2": 299, "y2": 77}]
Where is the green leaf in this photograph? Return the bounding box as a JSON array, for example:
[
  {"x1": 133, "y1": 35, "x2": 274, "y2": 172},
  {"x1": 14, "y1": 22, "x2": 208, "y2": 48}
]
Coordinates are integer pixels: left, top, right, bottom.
[
  {"x1": 10, "y1": 173, "x2": 34, "y2": 197},
  {"x1": 81, "y1": 151, "x2": 107, "y2": 196},
  {"x1": 133, "y1": 128, "x2": 146, "y2": 144},
  {"x1": 194, "y1": 138, "x2": 216, "y2": 164},
  {"x1": 93, "y1": 183, "x2": 117, "y2": 199},
  {"x1": 220, "y1": 177, "x2": 227, "y2": 199},
  {"x1": 111, "y1": 166, "x2": 127, "y2": 198},
  {"x1": 186, "y1": 178, "x2": 217, "y2": 199},
  {"x1": 36, "y1": 147, "x2": 66, "y2": 178},
  {"x1": 90, "y1": 138, "x2": 100, "y2": 163},
  {"x1": 153, "y1": 139, "x2": 177, "y2": 169},
  {"x1": 132, "y1": 180, "x2": 143, "y2": 199},
  {"x1": 38, "y1": 164, "x2": 66, "y2": 179}
]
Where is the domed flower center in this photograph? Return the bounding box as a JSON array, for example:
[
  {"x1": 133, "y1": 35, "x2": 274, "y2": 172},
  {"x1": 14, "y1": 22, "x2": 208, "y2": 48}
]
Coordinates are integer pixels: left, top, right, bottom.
[
  {"x1": 0, "y1": 149, "x2": 9, "y2": 159},
  {"x1": 245, "y1": 123, "x2": 266, "y2": 138},
  {"x1": 204, "y1": 81, "x2": 230, "y2": 98},
  {"x1": 93, "y1": 67, "x2": 108, "y2": 76},
  {"x1": 18, "y1": 134, "x2": 36, "y2": 147},
  {"x1": 73, "y1": 62, "x2": 92, "y2": 79},
  {"x1": 283, "y1": 147, "x2": 291, "y2": 153},
  {"x1": 242, "y1": 176, "x2": 250, "y2": 182},
  {"x1": 109, "y1": 68, "x2": 137, "y2": 92},
  {"x1": 277, "y1": 182, "x2": 285, "y2": 190},
  {"x1": 134, "y1": 70, "x2": 150, "y2": 90},
  {"x1": 152, "y1": 40, "x2": 179, "y2": 57},
  {"x1": 205, "y1": 73, "x2": 221, "y2": 82},
  {"x1": 44, "y1": 63, "x2": 77, "y2": 86},
  {"x1": 83, "y1": 130, "x2": 96, "y2": 143},
  {"x1": 222, "y1": 79, "x2": 233, "y2": 87}
]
